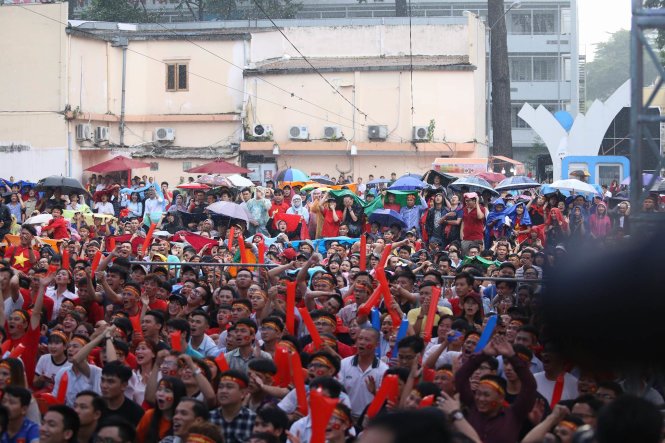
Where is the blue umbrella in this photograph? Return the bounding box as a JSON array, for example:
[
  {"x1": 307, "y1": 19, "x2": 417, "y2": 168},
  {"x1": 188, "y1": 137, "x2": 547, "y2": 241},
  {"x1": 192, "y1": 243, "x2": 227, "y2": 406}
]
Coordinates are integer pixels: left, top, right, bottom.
[
  {"x1": 399, "y1": 173, "x2": 423, "y2": 180},
  {"x1": 495, "y1": 175, "x2": 540, "y2": 192},
  {"x1": 367, "y1": 178, "x2": 391, "y2": 186},
  {"x1": 388, "y1": 176, "x2": 426, "y2": 191},
  {"x1": 275, "y1": 168, "x2": 309, "y2": 182},
  {"x1": 368, "y1": 209, "x2": 407, "y2": 228},
  {"x1": 449, "y1": 176, "x2": 499, "y2": 196}
]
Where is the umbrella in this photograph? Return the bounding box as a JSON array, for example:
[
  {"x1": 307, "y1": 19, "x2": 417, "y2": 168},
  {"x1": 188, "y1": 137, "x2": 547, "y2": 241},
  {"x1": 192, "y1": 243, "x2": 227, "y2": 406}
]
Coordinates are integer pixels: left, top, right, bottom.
[
  {"x1": 196, "y1": 175, "x2": 233, "y2": 188},
  {"x1": 311, "y1": 175, "x2": 335, "y2": 185},
  {"x1": 546, "y1": 179, "x2": 599, "y2": 196},
  {"x1": 185, "y1": 160, "x2": 251, "y2": 175},
  {"x1": 206, "y1": 201, "x2": 249, "y2": 223},
  {"x1": 421, "y1": 170, "x2": 457, "y2": 187},
  {"x1": 85, "y1": 156, "x2": 151, "y2": 173},
  {"x1": 36, "y1": 176, "x2": 90, "y2": 196},
  {"x1": 495, "y1": 176, "x2": 540, "y2": 192},
  {"x1": 621, "y1": 173, "x2": 663, "y2": 186},
  {"x1": 367, "y1": 178, "x2": 391, "y2": 186},
  {"x1": 177, "y1": 183, "x2": 210, "y2": 190},
  {"x1": 399, "y1": 173, "x2": 423, "y2": 180},
  {"x1": 449, "y1": 176, "x2": 499, "y2": 196},
  {"x1": 24, "y1": 213, "x2": 53, "y2": 225},
  {"x1": 475, "y1": 172, "x2": 506, "y2": 185},
  {"x1": 388, "y1": 176, "x2": 426, "y2": 191},
  {"x1": 651, "y1": 180, "x2": 665, "y2": 193},
  {"x1": 226, "y1": 174, "x2": 254, "y2": 188},
  {"x1": 275, "y1": 168, "x2": 309, "y2": 183},
  {"x1": 368, "y1": 209, "x2": 407, "y2": 229}
]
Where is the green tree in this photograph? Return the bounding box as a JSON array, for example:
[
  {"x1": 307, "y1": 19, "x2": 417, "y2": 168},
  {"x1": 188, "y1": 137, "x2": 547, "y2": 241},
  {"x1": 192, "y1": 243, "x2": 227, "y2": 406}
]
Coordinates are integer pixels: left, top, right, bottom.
[
  {"x1": 586, "y1": 29, "x2": 659, "y2": 102},
  {"x1": 176, "y1": 0, "x2": 300, "y2": 21},
  {"x1": 81, "y1": 0, "x2": 158, "y2": 22}
]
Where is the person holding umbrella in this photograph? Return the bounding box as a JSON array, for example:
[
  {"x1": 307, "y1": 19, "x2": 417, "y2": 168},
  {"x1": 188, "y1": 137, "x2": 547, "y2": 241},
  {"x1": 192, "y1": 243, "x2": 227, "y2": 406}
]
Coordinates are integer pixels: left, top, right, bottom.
[{"x1": 460, "y1": 193, "x2": 487, "y2": 256}]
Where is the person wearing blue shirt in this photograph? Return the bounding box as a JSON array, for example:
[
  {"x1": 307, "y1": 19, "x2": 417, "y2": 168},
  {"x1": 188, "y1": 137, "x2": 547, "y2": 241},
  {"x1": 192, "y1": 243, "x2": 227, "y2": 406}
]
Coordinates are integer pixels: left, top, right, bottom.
[{"x1": 0, "y1": 386, "x2": 39, "y2": 443}]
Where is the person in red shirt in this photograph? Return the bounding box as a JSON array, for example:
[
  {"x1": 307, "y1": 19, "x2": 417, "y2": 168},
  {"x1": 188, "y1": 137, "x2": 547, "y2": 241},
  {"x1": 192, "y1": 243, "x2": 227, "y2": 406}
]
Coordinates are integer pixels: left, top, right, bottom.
[
  {"x1": 3, "y1": 225, "x2": 38, "y2": 273},
  {"x1": 460, "y1": 193, "x2": 487, "y2": 256},
  {"x1": 269, "y1": 189, "x2": 290, "y2": 218},
  {"x1": 41, "y1": 206, "x2": 70, "y2": 240},
  {"x1": 1, "y1": 272, "x2": 52, "y2": 387},
  {"x1": 142, "y1": 274, "x2": 168, "y2": 312},
  {"x1": 321, "y1": 197, "x2": 342, "y2": 238}
]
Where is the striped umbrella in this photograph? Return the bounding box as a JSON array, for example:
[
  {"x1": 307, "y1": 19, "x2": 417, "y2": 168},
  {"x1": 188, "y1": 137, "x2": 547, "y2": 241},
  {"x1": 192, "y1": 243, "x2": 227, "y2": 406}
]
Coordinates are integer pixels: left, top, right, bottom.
[{"x1": 275, "y1": 168, "x2": 309, "y2": 183}]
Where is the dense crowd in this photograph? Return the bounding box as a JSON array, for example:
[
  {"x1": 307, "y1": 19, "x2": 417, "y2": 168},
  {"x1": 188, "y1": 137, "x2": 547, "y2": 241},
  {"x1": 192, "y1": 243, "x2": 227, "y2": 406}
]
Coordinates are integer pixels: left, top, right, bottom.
[{"x1": 0, "y1": 170, "x2": 662, "y2": 443}]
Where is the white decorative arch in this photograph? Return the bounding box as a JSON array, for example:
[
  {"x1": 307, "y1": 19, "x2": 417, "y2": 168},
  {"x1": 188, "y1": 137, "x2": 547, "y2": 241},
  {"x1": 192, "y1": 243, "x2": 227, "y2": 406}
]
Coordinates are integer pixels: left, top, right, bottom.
[{"x1": 517, "y1": 80, "x2": 631, "y2": 180}]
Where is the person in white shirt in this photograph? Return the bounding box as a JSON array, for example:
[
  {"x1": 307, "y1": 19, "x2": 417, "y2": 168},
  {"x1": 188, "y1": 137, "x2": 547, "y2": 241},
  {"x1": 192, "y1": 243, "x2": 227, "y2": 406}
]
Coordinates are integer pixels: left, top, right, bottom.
[
  {"x1": 94, "y1": 194, "x2": 115, "y2": 216},
  {"x1": 144, "y1": 187, "x2": 164, "y2": 219},
  {"x1": 34, "y1": 331, "x2": 71, "y2": 391},
  {"x1": 533, "y1": 348, "x2": 578, "y2": 405},
  {"x1": 338, "y1": 327, "x2": 388, "y2": 418}
]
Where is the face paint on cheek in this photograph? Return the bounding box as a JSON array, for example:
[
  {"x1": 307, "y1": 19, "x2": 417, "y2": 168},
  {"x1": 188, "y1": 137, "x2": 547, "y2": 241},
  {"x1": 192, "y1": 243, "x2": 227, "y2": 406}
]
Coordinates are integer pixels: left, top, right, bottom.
[{"x1": 489, "y1": 400, "x2": 500, "y2": 409}]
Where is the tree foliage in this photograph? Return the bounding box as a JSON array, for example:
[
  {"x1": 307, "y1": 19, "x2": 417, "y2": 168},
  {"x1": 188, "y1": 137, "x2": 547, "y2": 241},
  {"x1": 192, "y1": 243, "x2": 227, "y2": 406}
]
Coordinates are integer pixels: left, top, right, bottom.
[
  {"x1": 586, "y1": 29, "x2": 659, "y2": 102},
  {"x1": 177, "y1": 0, "x2": 301, "y2": 21},
  {"x1": 81, "y1": 0, "x2": 158, "y2": 22}
]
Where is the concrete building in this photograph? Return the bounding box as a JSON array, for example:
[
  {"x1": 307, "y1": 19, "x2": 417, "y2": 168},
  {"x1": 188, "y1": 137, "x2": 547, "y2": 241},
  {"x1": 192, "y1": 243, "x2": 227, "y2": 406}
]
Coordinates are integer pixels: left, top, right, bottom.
[{"x1": 0, "y1": 4, "x2": 487, "y2": 183}]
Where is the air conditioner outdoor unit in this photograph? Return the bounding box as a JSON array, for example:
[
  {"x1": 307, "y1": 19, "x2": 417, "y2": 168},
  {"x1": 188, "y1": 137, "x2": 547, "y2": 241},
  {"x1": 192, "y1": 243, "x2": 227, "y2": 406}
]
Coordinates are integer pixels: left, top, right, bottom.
[
  {"x1": 75, "y1": 124, "x2": 92, "y2": 141},
  {"x1": 289, "y1": 125, "x2": 309, "y2": 140},
  {"x1": 252, "y1": 124, "x2": 273, "y2": 138},
  {"x1": 154, "y1": 127, "x2": 175, "y2": 142},
  {"x1": 323, "y1": 126, "x2": 342, "y2": 140},
  {"x1": 368, "y1": 125, "x2": 388, "y2": 141},
  {"x1": 95, "y1": 126, "x2": 110, "y2": 142},
  {"x1": 412, "y1": 126, "x2": 428, "y2": 141}
]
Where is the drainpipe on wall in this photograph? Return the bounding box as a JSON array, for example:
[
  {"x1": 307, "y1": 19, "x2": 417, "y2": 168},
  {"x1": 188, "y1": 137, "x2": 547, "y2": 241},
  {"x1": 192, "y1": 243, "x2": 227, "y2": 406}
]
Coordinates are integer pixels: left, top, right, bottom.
[{"x1": 112, "y1": 36, "x2": 129, "y2": 146}]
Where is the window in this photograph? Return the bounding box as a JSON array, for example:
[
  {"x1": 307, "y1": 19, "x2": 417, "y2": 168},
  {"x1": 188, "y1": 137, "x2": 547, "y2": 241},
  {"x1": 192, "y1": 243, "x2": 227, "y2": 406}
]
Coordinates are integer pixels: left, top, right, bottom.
[
  {"x1": 560, "y1": 8, "x2": 571, "y2": 35},
  {"x1": 533, "y1": 57, "x2": 557, "y2": 81},
  {"x1": 511, "y1": 105, "x2": 529, "y2": 129},
  {"x1": 510, "y1": 58, "x2": 532, "y2": 81},
  {"x1": 182, "y1": 161, "x2": 192, "y2": 171},
  {"x1": 533, "y1": 11, "x2": 556, "y2": 34},
  {"x1": 166, "y1": 62, "x2": 188, "y2": 91},
  {"x1": 510, "y1": 12, "x2": 531, "y2": 34}
]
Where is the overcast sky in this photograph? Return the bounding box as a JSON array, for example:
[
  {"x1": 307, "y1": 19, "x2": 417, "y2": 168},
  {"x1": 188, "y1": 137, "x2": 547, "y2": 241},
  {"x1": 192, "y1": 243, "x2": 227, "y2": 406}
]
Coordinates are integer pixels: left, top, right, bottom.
[{"x1": 578, "y1": 0, "x2": 631, "y2": 61}]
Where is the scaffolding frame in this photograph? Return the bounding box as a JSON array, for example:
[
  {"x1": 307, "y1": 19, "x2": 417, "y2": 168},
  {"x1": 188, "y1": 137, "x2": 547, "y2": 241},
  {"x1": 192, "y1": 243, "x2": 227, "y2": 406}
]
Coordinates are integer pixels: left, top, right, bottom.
[{"x1": 630, "y1": 0, "x2": 665, "y2": 229}]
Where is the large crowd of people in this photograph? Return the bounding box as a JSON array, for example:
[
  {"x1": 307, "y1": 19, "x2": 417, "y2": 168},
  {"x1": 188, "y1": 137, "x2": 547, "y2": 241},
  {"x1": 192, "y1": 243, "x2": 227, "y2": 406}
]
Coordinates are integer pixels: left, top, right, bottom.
[{"x1": 0, "y1": 170, "x2": 662, "y2": 443}]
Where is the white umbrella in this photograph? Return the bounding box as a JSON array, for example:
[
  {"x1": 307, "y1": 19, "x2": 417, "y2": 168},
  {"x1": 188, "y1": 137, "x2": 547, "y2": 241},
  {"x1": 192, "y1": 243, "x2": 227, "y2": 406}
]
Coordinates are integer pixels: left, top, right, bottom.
[
  {"x1": 226, "y1": 174, "x2": 254, "y2": 188},
  {"x1": 24, "y1": 213, "x2": 52, "y2": 225},
  {"x1": 546, "y1": 179, "x2": 598, "y2": 195}
]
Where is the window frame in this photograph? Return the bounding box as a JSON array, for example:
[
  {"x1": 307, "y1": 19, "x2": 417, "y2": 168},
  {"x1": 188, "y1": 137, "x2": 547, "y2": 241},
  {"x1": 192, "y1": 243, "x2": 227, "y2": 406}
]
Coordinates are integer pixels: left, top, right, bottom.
[{"x1": 165, "y1": 61, "x2": 189, "y2": 92}]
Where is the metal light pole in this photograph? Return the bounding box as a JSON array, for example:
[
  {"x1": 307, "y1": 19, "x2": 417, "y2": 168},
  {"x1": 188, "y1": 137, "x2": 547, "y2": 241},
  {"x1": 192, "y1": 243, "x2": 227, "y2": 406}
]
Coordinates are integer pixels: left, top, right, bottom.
[{"x1": 486, "y1": 0, "x2": 522, "y2": 157}]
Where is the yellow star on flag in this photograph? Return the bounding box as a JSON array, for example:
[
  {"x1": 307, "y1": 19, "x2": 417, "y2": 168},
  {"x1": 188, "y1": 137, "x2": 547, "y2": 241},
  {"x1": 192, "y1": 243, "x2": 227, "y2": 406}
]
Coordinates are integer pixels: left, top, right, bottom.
[{"x1": 13, "y1": 254, "x2": 28, "y2": 268}]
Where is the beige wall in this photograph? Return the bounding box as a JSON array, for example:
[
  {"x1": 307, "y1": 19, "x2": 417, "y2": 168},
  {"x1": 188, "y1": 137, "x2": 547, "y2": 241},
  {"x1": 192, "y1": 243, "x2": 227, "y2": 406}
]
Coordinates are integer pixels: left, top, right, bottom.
[{"x1": 0, "y1": 3, "x2": 70, "y2": 180}]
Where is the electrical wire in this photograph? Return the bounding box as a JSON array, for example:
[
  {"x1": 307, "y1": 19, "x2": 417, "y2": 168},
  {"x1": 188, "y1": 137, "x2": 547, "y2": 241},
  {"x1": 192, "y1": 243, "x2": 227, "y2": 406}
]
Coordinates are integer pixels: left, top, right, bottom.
[
  {"x1": 13, "y1": 4, "x2": 359, "y2": 132},
  {"x1": 149, "y1": 20, "x2": 361, "y2": 127}
]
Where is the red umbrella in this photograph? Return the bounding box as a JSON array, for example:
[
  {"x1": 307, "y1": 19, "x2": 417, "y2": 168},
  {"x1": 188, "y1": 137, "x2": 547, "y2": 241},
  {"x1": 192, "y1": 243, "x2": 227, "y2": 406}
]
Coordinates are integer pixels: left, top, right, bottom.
[
  {"x1": 85, "y1": 156, "x2": 152, "y2": 187},
  {"x1": 177, "y1": 183, "x2": 210, "y2": 190},
  {"x1": 475, "y1": 171, "x2": 506, "y2": 185},
  {"x1": 186, "y1": 159, "x2": 251, "y2": 174}
]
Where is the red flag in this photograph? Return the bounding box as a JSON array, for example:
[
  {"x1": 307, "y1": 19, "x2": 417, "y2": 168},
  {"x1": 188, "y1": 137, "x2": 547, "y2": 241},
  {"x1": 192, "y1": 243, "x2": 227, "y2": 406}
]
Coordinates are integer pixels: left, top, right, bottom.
[
  {"x1": 90, "y1": 251, "x2": 102, "y2": 274},
  {"x1": 298, "y1": 307, "x2": 322, "y2": 350},
  {"x1": 180, "y1": 232, "x2": 218, "y2": 254},
  {"x1": 310, "y1": 389, "x2": 340, "y2": 443},
  {"x1": 61, "y1": 249, "x2": 70, "y2": 271},
  {"x1": 285, "y1": 281, "x2": 297, "y2": 335},
  {"x1": 214, "y1": 352, "x2": 230, "y2": 372},
  {"x1": 273, "y1": 213, "x2": 302, "y2": 232},
  {"x1": 359, "y1": 235, "x2": 367, "y2": 271},
  {"x1": 290, "y1": 351, "x2": 308, "y2": 416},
  {"x1": 423, "y1": 286, "x2": 441, "y2": 343},
  {"x1": 367, "y1": 374, "x2": 399, "y2": 418},
  {"x1": 47, "y1": 264, "x2": 58, "y2": 275},
  {"x1": 170, "y1": 331, "x2": 182, "y2": 352},
  {"x1": 109, "y1": 237, "x2": 116, "y2": 252}
]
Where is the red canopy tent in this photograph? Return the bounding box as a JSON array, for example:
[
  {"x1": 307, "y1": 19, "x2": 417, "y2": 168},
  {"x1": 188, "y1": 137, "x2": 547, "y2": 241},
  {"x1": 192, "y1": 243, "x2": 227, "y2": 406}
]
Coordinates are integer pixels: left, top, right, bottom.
[
  {"x1": 85, "y1": 156, "x2": 152, "y2": 187},
  {"x1": 186, "y1": 159, "x2": 251, "y2": 174}
]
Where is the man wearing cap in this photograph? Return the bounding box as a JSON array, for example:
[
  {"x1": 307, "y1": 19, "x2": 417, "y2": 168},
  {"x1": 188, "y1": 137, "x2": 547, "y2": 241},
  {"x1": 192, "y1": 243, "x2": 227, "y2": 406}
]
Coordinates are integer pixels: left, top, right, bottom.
[
  {"x1": 460, "y1": 192, "x2": 487, "y2": 256},
  {"x1": 224, "y1": 319, "x2": 272, "y2": 374},
  {"x1": 210, "y1": 370, "x2": 256, "y2": 443}
]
